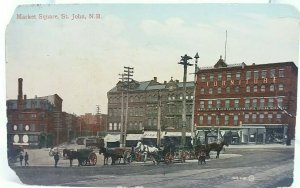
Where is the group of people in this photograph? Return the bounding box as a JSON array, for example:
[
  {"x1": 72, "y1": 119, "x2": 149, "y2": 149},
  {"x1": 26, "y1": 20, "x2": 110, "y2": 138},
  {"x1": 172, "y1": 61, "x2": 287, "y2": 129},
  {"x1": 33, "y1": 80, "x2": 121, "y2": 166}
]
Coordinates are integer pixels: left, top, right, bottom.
[{"x1": 19, "y1": 152, "x2": 29, "y2": 166}]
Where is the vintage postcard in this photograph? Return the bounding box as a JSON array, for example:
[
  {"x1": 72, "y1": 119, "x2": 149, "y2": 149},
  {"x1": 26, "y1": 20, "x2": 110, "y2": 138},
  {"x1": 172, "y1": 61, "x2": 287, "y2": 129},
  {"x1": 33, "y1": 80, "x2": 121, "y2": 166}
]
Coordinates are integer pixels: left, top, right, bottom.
[{"x1": 3, "y1": 2, "x2": 300, "y2": 188}]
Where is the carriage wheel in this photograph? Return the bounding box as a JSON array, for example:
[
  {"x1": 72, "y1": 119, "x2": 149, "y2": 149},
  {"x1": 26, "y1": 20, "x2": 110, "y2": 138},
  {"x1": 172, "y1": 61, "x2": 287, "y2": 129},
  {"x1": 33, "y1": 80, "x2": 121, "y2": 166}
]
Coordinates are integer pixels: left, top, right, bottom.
[
  {"x1": 88, "y1": 153, "x2": 97, "y2": 166},
  {"x1": 164, "y1": 152, "x2": 173, "y2": 164}
]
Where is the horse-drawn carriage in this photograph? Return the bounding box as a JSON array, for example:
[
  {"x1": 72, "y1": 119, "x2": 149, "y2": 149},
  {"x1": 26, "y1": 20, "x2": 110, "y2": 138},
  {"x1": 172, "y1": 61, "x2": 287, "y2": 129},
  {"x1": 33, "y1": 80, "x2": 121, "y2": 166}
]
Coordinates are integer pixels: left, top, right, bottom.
[{"x1": 63, "y1": 148, "x2": 97, "y2": 166}]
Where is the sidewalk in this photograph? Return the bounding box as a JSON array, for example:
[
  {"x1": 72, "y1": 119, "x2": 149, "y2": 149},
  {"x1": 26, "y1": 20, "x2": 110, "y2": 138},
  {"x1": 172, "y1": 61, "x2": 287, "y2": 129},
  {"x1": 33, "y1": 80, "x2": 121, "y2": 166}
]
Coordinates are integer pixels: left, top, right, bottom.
[{"x1": 228, "y1": 143, "x2": 295, "y2": 149}]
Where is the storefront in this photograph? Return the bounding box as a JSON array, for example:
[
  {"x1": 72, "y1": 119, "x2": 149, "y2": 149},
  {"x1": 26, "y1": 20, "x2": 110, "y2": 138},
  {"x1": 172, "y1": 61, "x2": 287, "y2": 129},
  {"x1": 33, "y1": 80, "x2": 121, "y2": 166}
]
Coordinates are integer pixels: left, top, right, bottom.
[
  {"x1": 104, "y1": 134, "x2": 120, "y2": 148},
  {"x1": 126, "y1": 134, "x2": 143, "y2": 147}
]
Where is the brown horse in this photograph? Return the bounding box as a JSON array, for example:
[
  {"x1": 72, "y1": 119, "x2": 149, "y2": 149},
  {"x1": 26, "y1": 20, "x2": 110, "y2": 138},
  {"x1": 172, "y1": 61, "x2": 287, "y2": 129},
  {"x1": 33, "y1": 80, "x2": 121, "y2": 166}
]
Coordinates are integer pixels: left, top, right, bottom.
[
  {"x1": 194, "y1": 144, "x2": 211, "y2": 159},
  {"x1": 63, "y1": 149, "x2": 85, "y2": 167},
  {"x1": 207, "y1": 141, "x2": 229, "y2": 158},
  {"x1": 99, "y1": 147, "x2": 129, "y2": 165}
]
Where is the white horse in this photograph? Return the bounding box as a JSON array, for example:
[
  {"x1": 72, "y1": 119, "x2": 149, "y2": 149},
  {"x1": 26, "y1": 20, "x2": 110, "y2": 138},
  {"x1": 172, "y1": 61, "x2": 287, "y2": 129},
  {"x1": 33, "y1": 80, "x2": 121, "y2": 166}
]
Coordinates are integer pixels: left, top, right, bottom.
[{"x1": 135, "y1": 141, "x2": 159, "y2": 164}]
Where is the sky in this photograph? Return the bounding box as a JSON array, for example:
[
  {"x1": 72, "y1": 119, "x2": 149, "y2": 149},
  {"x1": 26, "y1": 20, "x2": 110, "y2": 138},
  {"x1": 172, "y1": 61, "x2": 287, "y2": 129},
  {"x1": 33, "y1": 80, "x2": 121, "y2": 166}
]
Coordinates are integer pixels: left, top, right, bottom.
[
  {"x1": 5, "y1": 3, "x2": 300, "y2": 116},
  {"x1": 1, "y1": 1, "x2": 300, "y2": 188}
]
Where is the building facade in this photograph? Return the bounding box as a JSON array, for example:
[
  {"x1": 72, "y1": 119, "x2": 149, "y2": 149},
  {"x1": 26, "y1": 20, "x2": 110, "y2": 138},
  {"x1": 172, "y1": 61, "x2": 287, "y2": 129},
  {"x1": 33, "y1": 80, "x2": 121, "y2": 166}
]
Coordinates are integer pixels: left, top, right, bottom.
[
  {"x1": 194, "y1": 57, "x2": 297, "y2": 144},
  {"x1": 6, "y1": 78, "x2": 79, "y2": 149},
  {"x1": 107, "y1": 77, "x2": 194, "y2": 145}
]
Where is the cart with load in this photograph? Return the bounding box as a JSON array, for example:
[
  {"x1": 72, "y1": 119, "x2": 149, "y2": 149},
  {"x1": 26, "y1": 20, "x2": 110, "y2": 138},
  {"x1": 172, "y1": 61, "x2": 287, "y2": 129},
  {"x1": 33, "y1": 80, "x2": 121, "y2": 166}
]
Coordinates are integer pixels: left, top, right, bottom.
[{"x1": 77, "y1": 148, "x2": 97, "y2": 166}]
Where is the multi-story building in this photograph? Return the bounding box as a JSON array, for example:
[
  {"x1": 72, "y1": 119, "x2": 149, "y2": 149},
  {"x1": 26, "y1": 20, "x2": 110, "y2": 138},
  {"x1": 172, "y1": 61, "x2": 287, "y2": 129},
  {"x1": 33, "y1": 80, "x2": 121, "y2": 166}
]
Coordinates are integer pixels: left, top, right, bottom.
[
  {"x1": 107, "y1": 76, "x2": 194, "y2": 145},
  {"x1": 78, "y1": 113, "x2": 107, "y2": 136},
  {"x1": 194, "y1": 57, "x2": 297, "y2": 144},
  {"x1": 6, "y1": 78, "x2": 78, "y2": 149}
]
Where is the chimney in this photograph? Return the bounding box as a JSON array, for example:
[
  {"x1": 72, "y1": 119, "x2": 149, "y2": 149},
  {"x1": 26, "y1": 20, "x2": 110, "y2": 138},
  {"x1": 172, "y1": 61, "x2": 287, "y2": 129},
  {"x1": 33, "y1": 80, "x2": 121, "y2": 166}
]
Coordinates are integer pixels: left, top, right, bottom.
[
  {"x1": 24, "y1": 95, "x2": 27, "y2": 100},
  {"x1": 18, "y1": 78, "x2": 23, "y2": 101},
  {"x1": 154, "y1": 77, "x2": 157, "y2": 82}
]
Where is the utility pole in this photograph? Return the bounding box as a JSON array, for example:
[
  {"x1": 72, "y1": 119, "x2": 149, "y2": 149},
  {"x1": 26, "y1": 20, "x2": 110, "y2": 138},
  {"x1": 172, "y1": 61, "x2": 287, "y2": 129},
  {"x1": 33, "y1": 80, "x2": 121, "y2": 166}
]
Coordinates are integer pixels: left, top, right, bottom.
[
  {"x1": 96, "y1": 105, "x2": 101, "y2": 136},
  {"x1": 178, "y1": 54, "x2": 193, "y2": 147},
  {"x1": 191, "y1": 53, "x2": 199, "y2": 145},
  {"x1": 157, "y1": 90, "x2": 162, "y2": 146},
  {"x1": 123, "y1": 66, "x2": 134, "y2": 147},
  {"x1": 119, "y1": 73, "x2": 125, "y2": 147}
]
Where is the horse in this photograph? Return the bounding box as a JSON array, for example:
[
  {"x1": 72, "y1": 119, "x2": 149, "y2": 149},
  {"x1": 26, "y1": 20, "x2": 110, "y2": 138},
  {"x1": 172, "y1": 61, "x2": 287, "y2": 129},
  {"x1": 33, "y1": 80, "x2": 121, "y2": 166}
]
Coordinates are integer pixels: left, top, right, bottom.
[
  {"x1": 207, "y1": 141, "x2": 229, "y2": 158},
  {"x1": 135, "y1": 141, "x2": 160, "y2": 164},
  {"x1": 99, "y1": 146, "x2": 129, "y2": 165},
  {"x1": 198, "y1": 151, "x2": 206, "y2": 165},
  {"x1": 194, "y1": 144, "x2": 211, "y2": 159},
  {"x1": 63, "y1": 149, "x2": 85, "y2": 167}
]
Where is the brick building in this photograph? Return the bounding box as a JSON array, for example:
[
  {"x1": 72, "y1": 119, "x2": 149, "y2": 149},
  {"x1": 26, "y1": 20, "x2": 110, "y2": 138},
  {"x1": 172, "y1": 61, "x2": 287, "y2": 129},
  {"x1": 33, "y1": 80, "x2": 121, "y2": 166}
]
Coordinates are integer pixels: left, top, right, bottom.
[
  {"x1": 6, "y1": 78, "x2": 78, "y2": 149},
  {"x1": 194, "y1": 57, "x2": 297, "y2": 144},
  {"x1": 78, "y1": 113, "x2": 107, "y2": 136}
]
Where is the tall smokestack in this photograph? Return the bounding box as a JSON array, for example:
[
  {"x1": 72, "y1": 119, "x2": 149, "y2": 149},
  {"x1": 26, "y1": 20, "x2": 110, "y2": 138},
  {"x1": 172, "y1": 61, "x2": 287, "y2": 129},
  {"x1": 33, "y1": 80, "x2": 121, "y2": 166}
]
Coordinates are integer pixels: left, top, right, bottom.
[{"x1": 18, "y1": 78, "x2": 23, "y2": 101}]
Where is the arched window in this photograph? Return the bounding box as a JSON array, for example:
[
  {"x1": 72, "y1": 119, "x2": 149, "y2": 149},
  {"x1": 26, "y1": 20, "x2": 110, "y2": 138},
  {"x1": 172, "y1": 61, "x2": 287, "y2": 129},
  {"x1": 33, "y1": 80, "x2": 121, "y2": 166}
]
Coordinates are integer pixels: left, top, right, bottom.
[
  {"x1": 278, "y1": 84, "x2": 284, "y2": 91},
  {"x1": 270, "y1": 84, "x2": 275, "y2": 92},
  {"x1": 200, "y1": 88, "x2": 205, "y2": 94},
  {"x1": 261, "y1": 85, "x2": 266, "y2": 92},
  {"x1": 253, "y1": 85, "x2": 258, "y2": 92},
  {"x1": 246, "y1": 85, "x2": 251, "y2": 92}
]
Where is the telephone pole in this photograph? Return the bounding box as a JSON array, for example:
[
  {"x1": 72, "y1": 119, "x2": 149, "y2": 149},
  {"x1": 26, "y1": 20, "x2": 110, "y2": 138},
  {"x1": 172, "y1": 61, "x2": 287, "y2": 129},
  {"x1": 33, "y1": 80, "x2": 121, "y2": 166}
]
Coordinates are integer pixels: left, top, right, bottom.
[
  {"x1": 119, "y1": 73, "x2": 125, "y2": 147},
  {"x1": 123, "y1": 66, "x2": 134, "y2": 147},
  {"x1": 96, "y1": 105, "x2": 101, "y2": 136},
  {"x1": 178, "y1": 54, "x2": 193, "y2": 147}
]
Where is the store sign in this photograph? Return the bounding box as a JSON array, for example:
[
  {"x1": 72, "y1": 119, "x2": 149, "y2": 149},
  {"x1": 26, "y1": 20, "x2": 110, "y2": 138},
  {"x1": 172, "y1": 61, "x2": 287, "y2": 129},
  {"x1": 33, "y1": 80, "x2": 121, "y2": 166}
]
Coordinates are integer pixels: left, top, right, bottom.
[{"x1": 204, "y1": 77, "x2": 277, "y2": 87}]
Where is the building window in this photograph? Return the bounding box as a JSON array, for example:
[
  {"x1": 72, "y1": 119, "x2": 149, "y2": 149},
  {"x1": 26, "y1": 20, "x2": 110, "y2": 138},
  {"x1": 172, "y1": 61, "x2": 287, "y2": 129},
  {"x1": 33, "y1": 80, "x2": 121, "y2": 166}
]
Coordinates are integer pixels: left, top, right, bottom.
[
  {"x1": 277, "y1": 97, "x2": 283, "y2": 107},
  {"x1": 216, "y1": 100, "x2": 221, "y2": 108},
  {"x1": 114, "y1": 123, "x2": 118, "y2": 130},
  {"x1": 200, "y1": 101, "x2": 204, "y2": 109},
  {"x1": 225, "y1": 100, "x2": 230, "y2": 108},
  {"x1": 226, "y1": 87, "x2": 230, "y2": 93},
  {"x1": 270, "y1": 69, "x2": 275, "y2": 78},
  {"x1": 253, "y1": 85, "x2": 258, "y2": 92},
  {"x1": 109, "y1": 123, "x2": 113, "y2": 130},
  {"x1": 254, "y1": 71, "x2": 259, "y2": 79},
  {"x1": 278, "y1": 84, "x2": 284, "y2": 91},
  {"x1": 252, "y1": 114, "x2": 257, "y2": 122},
  {"x1": 259, "y1": 114, "x2": 264, "y2": 123},
  {"x1": 199, "y1": 116, "x2": 203, "y2": 125},
  {"x1": 234, "y1": 99, "x2": 239, "y2": 108},
  {"x1": 268, "y1": 114, "x2": 272, "y2": 122},
  {"x1": 236, "y1": 72, "x2": 241, "y2": 80},
  {"x1": 246, "y1": 86, "x2": 250, "y2": 92},
  {"x1": 200, "y1": 88, "x2": 205, "y2": 94},
  {"x1": 246, "y1": 71, "x2": 251, "y2": 79},
  {"x1": 216, "y1": 115, "x2": 220, "y2": 125},
  {"x1": 268, "y1": 98, "x2": 274, "y2": 108},
  {"x1": 218, "y1": 73, "x2": 222, "y2": 81},
  {"x1": 210, "y1": 74, "x2": 214, "y2": 81},
  {"x1": 276, "y1": 113, "x2": 282, "y2": 120},
  {"x1": 270, "y1": 84, "x2": 275, "y2": 92},
  {"x1": 261, "y1": 85, "x2": 266, "y2": 92},
  {"x1": 260, "y1": 98, "x2": 265, "y2": 108},
  {"x1": 208, "y1": 100, "x2": 212, "y2": 108},
  {"x1": 209, "y1": 88, "x2": 213, "y2": 94},
  {"x1": 225, "y1": 115, "x2": 229, "y2": 125},
  {"x1": 31, "y1": 114, "x2": 37, "y2": 119},
  {"x1": 245, "y1": 114, "x2": 249, "y2": 123},
  {"x1": 217, "y1": 87, "x2": 222, "y2": 94},
  {"x1": 148, "y1": 119, "x2": 152, "y2": 126},
  {"x1": 201, "y1": 74, "x2": 206, "y2": 82},
  {"x1": 234, "y1": 115, "x2": 238, "y2": 125},
  {"x1": 235, "y1": 86, "x2": 239, "y2": 93},
  {"x1": 207, "y1": 115, "x2": 212, "y2": 125},
  {"x1": 279, "y1": 69, "x2": 285, "y2": 77},
  {"x1": 252, "y1": 99, "x2": 257, "y2": 108},
  {"x1": 261, "y1": 70, "x2": 267, "y2": 78},
  {"x1": 245, "y1": 99, "x2": 250, "y2": 108},
  {"x1": 226, "y1": 72, "x2": 231, "y2": 81}
]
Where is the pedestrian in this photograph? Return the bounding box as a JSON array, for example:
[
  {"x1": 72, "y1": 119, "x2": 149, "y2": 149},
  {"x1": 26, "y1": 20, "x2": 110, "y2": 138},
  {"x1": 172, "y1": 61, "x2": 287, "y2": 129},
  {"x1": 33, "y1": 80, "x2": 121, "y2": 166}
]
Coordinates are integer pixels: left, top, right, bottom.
[
  {"x1": 54, "y1": 152, "x2": 59, "y2": 168},
  {"x1": 24, "y1": 152, "x2": 29, "y2": 166},
  {"x1": 19, "y1": 152, "x2": 24, "y2": 166}
]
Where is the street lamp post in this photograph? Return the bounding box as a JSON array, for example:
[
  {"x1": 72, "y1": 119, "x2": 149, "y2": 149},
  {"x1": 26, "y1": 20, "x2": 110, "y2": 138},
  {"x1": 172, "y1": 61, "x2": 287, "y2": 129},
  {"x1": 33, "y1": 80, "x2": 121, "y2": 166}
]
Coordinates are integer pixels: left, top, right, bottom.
[
  {"x1": 178, "y1": 54, "x2": 193, "y2": 147},
  {"x1": 191, "y1": 53, "x2": 199, "y2": 145}
]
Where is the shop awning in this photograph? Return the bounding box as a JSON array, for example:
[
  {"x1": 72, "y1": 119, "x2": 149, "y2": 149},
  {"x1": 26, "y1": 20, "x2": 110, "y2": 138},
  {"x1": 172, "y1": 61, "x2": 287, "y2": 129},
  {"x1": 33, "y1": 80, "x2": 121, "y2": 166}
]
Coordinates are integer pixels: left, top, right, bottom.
[
  {"x1": 164, "y1": 132, "x2": 192, "y2": 137},
  {"x1": 126, "y1": 134, "x2": 143, "y2": 141},
  {"x1": 143, "y1": 131, "x2": 157, "y2": 138},
  {"x1": 104, "y1": 134, "x2": 120, "y2": 142}
]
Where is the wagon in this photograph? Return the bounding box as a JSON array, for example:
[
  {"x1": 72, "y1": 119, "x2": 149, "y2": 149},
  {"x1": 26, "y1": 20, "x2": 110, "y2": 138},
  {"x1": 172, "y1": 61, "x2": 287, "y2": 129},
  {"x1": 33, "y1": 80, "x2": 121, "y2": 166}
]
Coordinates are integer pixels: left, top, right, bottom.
[
  {"x1": 77, "y1": 148, "x2": 97, "y2": 166},
  {"x1": 164, "y1": 146, "x2": 188, "y2": 164}
]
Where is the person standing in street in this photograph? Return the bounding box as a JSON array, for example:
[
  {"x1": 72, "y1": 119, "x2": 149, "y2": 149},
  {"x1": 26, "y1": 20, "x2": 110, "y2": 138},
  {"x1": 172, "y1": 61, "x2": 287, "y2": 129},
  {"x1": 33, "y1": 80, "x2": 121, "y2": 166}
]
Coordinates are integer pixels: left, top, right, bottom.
[
  {"x1": 19, "y1": 152, "x2": 24, "y2": 166},
  {"x1": 54, "y1": 152, "x2": 59, "y2": 168},
  {"x1": 24, "y1": 152, "x2": 29, "y2": 166}
]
